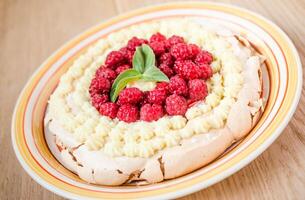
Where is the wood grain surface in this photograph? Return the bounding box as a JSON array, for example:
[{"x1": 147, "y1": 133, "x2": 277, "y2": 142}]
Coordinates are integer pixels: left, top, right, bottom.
[{"x1": 1, "y1": 0, "x2": 304, "y2": 199}]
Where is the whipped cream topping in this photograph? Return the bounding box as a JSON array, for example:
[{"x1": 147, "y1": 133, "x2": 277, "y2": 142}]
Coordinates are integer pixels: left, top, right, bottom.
[{"x1": 126, "y1": 80, "x2": 156, "y2": 92}]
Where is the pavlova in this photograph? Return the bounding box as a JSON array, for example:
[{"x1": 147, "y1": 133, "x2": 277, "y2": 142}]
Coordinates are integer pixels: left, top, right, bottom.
[{"x1": 44, "y1": 18, "x2": 264, "y2": 185}]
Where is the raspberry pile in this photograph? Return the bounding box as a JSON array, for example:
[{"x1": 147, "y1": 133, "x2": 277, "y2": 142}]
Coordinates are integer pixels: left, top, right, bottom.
[{"x1": 89, "y1": 33, "x2": 213, "y2": 123}]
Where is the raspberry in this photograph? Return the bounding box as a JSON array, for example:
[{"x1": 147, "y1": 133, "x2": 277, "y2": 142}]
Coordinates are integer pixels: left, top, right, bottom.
[
  {"x1": 198, "y1": 64, "x2": 213, "y2": 79},
  {"x1": 156, "y1": 82, "x2": 169, "y2": 93},
  {"x1": 165, "y1": 94, "x2": 187, "y2": 115},
  {"x1": 173, "y1": 60, "x2": 184, "y2": 74},
  {"x1": 119, "y1": 47, "x2": 134, "y2": 64},
  {"x1": 140, "y1": 104, "x2": 164, "y2": 122},
  {"x1": 99, "y1": 102, "x2": 118, "y2": 119},
  {"x1": 117, "y1": 104, "x2": 139, "y2": 122},
  {"x1": 127, "y1": 37, "x2": 148, "y2": 51},
  {"x1": 195, "y1": 51, "x2": 213, "y2": 65},
  {"x1": 95, "y1": 67, "x2": 116, "y2": 81},
  {"x1": 187, "y1": 44, "x2": 201, "y2": 59},
  {"x1": 89, "y1": 77, "x2": 111, "y2": 95},
  {"x1": 159, "y1": 63, "x2": 174, "y2": 78},
  {"x1": 147, "y1": 88, "x2": 167, "y2": 105},
  {"x1": 188, "y1": 79, "x2": 208, "y2": 102},
  {"x1": 170, "y1": 43, "x2": 189, "y2": 60},
  {"x1": 115, "y1": 64, "x2": 131, "y2": 75},
  {"x1": 105, "y1": 51, "x2": 125, "y2": 69},
  {"x1": 138, "y1": 91, "x2": 149, "y2": 106},
  {"x1": 166, "y1": 35, "x2": 185, "y2": 48},
  {"x1": 149, "y1": 32, "x2": 166, "y2": 43},
  {"x1": 168, "y1": 75, "x2": 188, "y2": 96},
  {"x1": 174, "y1": 60, "x2": 202, "y2": 80},
  {"x1": 159, "y1": 53, "x2": 174, "y2": 66},
  {"x1": 117, "y1": 87, "x2": 143, "y2": 105},
  {"x1": 91, "y1": 93, "x2": 109, "y2": 110},
  {"x1": 149, "y1": 41, "x2": 166, "y2": 56},
  {"x1": 90, "y1": 34, "x2": 214, "y2": 120}
]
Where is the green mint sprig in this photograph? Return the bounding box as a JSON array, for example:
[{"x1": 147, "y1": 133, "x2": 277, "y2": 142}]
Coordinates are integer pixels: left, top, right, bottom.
[{"x1": 110, "y1": 44, "x2": 169, "y2": 102}]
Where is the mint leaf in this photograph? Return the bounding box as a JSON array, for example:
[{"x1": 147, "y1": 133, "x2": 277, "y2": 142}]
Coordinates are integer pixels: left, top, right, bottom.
[
  {"x1": 112, "y1": 69, "x2": 141, "y2": 89},
  {"x1": 109, "y1": 44, "x2": 168, "y2": 102},
  {"x1": 132, "y1": 47, "x2": 145, "y2": 73},
  {"x1": 142, "y1": 44, "x2": 156, "y2": 70},
  {"x1": 142, "y1": 67, "x2": 169, "y2": 82},
  {"x1": 110, "y1": 69, "x2": 142, "y2": 102},
  {"x1": 133, "y1": 44, "x2": 155, "y2": 73}
]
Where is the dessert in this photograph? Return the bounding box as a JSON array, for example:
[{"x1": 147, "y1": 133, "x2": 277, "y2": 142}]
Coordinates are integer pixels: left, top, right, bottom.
[{"x1": 44, "y1": 18, "x2": 264, "y2": 185}]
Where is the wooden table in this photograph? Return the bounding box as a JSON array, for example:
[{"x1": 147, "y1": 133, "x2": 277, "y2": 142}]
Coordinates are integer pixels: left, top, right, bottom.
[{"x1": 1, "y1": 0, "x2": 304, "y2": 199}]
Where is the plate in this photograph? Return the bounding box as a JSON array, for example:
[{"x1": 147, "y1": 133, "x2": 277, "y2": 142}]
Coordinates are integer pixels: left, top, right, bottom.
[{"x1": 12, "y1": 2, "x2": 302, "y2": 199}]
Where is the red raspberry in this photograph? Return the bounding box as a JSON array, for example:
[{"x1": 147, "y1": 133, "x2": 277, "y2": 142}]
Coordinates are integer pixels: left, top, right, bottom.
[
  {"x1": 159, "y1": 63, "x2": 174, "y2": 78},
  {"x1": 149, "y1": 41, "x2": 166, "y2": 56},
  {"x1": 140, "y1": 104, "x2": 164, "y2": 122},
  {"x1": 188, "y1": 79, "x2": 208, "y2": 102},
  {"x1": 173, "y1": 60, "x2": 184, "y2": 74},
  {"x1": 150, "y1": 32, "x2": 166, "y2": 43},
  {"x1": 187, "y1": 44, "x2": 201, "y2": 59},
  {"x1": 117, "y1": 87, "x2": 143, "y2": 105},
  {"x1": 168, "y1": 75, "x2": 188, "y2": 96},
  {"x1": 195, "y1": 51, "x2": 213, "y2": 65},
  {"x1": 139, "y1": 91, "x2": 149, "y2": 106},
  {"x1": 156, "y1": 82, "x2": 169, "y2": 93},
  {"x1": 117, "y1": 104, "x2": 139, "y2": 122},
  {"x1": 99, "y1": 102, "x2": 118, "y2": 119},
  {"x1": 159, "y1": 53, "x2": 174, "y2": 66},
  {"x1": 140, "y1": 91, "x2": 154, "y2": 106},
  {"x1": 105, "y1": 51, "x2": 125, "y2": 69},
  {"x1": 119, "y1": 47, "x2": 134, "y2": 64},
  {"x1": 95, "y1": 67, "x2": 116, "y2": 81},
  {"x1": 115, "y1": 64, "x2": 131, "y2": 75},
  {"x1": 165, "y1": 94, "x2": 187, "y2": 115},
  {"x1": 147, "y1": 88, "x2": 167, "y2": 105},
  {"x1": 166, "y1": 35, "x2": 185, "y2": 48},
  {"x1": 174, "y1": 60, "x2": 201, "y2": 80},
  {"x1": 91, "y1": 93, "x2": 109, "y2": 110},
  {"x1": 198, "y1": 64, "x2": 213, "y2": 79},
  {"x1": 89, "y1": 77, "x2": 111, "y2": 95},
  {"x1": 170, "y1": 43, "x2": 189, "y2": 60},
  {"x1": 127, "y1": 37, "x2": 148, "y2": 51}
]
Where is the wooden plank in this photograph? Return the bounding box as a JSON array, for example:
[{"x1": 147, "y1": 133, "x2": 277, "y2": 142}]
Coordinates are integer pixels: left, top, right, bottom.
[{"x1": 0, "y1": 1, "x2": 117, "y2": 199}]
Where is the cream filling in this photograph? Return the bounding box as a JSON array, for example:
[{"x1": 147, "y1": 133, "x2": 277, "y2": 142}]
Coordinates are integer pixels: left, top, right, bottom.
[
  {"x1": 126, "y1": 80, "x2": 156, "y2": 92},
  {"x1": 47, "y1": 18, "x2": 262, "y2": 158}
]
